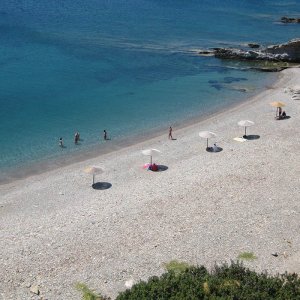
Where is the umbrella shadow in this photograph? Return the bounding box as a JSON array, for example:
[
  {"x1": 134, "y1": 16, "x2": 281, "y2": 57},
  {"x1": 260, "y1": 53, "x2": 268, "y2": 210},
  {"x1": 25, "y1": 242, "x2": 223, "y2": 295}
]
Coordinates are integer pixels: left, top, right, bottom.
[
  {"x1": 244, "y1": 134, "x2": 260, "y2": 140},
  {"x1": 157, "y1": 165, "x2": 168, "y2": 172},
  {"x1": 275, "y1": 116, "x2": 291, "y2": 121},
  {"x1": 92, "y1": 182, "x2": 112, "y2": 190},
  {"x1": 206, "y1": 147, "x2": 223, "y2": 153}
]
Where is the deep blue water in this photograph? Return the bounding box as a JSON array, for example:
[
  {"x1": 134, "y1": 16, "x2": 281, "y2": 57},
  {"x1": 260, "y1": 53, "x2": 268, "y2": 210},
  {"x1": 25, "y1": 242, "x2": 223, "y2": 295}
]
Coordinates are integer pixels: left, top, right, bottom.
[{"x1": 0, "y1": 0, "x2": 299, "y2": 180}]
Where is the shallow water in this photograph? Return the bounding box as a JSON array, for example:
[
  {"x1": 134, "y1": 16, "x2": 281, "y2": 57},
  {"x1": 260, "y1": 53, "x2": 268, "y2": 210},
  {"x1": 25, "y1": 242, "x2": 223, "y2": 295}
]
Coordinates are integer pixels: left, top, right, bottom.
[{"x1": 0, "y1": 0, "x2": 299, "y2": 180}]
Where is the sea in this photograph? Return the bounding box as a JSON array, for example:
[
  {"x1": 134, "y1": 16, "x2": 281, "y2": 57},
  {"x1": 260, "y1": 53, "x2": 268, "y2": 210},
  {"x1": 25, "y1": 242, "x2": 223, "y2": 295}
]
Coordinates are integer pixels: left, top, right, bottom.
[{"x1": 0, "y1": 0, "x2": 299, "y2": 182}]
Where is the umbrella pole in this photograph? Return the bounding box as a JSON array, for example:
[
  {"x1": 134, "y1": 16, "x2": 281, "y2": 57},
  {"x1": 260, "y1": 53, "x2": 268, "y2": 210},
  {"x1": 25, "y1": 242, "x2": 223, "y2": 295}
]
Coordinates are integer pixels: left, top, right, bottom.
[
  {"x1": 207, "y1": 138, "x2": 208, "y2": 149},
  {"x1": 244, "y1": 126, "x2": 247, "y2": 137}
]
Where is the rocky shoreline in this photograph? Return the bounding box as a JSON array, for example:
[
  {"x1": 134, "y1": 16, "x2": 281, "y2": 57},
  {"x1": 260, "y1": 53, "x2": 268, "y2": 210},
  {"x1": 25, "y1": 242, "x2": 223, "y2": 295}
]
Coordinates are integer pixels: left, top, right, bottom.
[{"x1": 198, "y1": 39, "x2": 300, "y2": 71}]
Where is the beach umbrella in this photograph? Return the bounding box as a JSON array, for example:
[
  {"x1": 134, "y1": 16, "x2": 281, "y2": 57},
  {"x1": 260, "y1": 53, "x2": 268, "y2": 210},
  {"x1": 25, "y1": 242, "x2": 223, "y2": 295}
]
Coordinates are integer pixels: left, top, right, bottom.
[
  {"x1": 199, "y1": 131, "x2": 217, "y2": 149},
  {"x1": 270, "y1": 101, "x2": 285, "y2": 107},
  {"x1": 84, "y1": 166, "x2": 103, "y2": 185},
  {"x1": 142, "y1": 149, "x2": 161, "y2": 164},
  {"x1": 237, "y1": 120, "x2": 254, "y2": 137},
  {"x1": 270, "y1": 101, "x2": 286, "y2": 117}
]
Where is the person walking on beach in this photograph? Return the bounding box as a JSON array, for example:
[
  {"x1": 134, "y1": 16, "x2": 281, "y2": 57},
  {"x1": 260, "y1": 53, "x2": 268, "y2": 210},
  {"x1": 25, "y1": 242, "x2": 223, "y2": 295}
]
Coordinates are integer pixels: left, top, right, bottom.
[
  {"x1": 168, "y1": 126, "x2": 173, "y2": 140},
  {"x1": 59, "y1": 137, "x2": 63, "y2": 148},
  {"x1": 103, "y1": 129, "x2": 108, "y2": 140}
]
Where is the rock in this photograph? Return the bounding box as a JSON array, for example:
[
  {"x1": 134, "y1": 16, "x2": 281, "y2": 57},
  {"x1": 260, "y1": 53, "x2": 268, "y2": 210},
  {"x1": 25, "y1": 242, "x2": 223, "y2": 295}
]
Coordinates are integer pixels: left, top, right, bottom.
[
  {"x1": 229, "y1": 86, "x2": 249, "y2": 92},
  {"x1": 30, "y1": 285, "x2": 40, "y2": 295},
  {"x1": 125, "y1": 279, "x2": 134, "y2": 288},
  {"x1": 202, "y1": 39, "x2": 300, "y2": 63},
  {"x1": 250, "y1": 67, "x2": 288, "y2": 72},
  {"x1": 271, "y1": 252, "x2": 278, "y2": 257},
  {"x1": 281, "y1": 17, "x2": 300, "y2": 24},
  {"x1": 248, "y1": 43, "x2": 260, "y2": 48},
  {"x1": 198, "y1": 50, "x2": 215, "y2": 56},
  {"x1": 265, "y1": 39, "x2": 300, "y2": 62}
]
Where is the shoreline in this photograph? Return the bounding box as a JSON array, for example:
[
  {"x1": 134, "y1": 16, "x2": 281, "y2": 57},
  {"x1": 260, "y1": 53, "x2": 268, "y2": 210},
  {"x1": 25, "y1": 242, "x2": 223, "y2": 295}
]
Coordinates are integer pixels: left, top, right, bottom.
[
  {"x1": 0, "y1": 72, "x2": 278, "y2": 186},
  {"x1": 1, "y1": 67, "x2": 299, "y2": 299}
]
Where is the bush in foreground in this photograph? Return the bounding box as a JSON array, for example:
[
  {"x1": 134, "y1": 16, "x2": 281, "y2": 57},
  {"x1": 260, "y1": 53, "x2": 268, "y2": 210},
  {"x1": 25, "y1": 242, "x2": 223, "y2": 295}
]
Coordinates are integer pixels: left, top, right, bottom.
[{"x1": 115, "y1": 261, "x2": 300, "y2": 300}]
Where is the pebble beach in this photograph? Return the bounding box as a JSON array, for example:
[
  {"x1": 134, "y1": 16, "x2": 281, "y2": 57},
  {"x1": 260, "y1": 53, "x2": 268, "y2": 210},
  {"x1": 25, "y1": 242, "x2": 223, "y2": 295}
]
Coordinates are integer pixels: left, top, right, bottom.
[{"x1": 1, "y1": 68, "x2": 300, "y2": 299}]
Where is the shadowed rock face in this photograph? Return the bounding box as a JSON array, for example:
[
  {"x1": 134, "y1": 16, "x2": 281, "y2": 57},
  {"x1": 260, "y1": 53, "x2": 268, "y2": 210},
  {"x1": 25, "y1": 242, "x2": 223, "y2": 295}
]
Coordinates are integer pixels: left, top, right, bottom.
[
  {"x1": 265, "y1": 39, "x2": 300, "y2": 61},
  {"x1": 202, "y1": 39, "x2": 300, "y2": 64}
]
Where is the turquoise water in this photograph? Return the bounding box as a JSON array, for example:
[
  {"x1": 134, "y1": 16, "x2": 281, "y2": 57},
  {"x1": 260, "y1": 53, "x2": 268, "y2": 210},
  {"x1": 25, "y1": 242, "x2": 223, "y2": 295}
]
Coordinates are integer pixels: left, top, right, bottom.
[{"x1": 0, "y1": 0, "x2": 299, "y2": 181}]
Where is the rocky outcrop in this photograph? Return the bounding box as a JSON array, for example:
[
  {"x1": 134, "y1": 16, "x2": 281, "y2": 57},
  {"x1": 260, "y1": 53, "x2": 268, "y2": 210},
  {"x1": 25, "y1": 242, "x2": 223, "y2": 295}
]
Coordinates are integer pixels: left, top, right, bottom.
[
  {"x1": 201, "y1": 39, "x2": 300, "y2": 63},
  {"x1": 265, "y1": 39, "x2": 300, "y2": 61},
  {"x1": 281, "y1": 17, "x2": 300, "y2": 24}
]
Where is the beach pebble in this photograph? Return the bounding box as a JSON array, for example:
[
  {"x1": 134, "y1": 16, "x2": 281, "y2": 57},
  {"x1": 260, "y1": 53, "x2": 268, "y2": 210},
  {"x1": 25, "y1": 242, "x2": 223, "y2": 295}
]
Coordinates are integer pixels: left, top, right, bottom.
[
  {"x1": 125, "y1": 279, "x2": 134, "y2": 288},
  {"x1": 30, "y1": 285, "x2": 40, "y2": 295},
  {"x1": 23, "y1": 282, "x2": 31, "y2": 288}
]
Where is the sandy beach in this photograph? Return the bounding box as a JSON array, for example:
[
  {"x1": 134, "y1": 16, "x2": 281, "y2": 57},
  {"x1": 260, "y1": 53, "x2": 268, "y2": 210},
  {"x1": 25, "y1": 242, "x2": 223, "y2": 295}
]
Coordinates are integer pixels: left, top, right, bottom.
[{"x1": 1, "y1": 68, "x2": 300, "y2": 299}]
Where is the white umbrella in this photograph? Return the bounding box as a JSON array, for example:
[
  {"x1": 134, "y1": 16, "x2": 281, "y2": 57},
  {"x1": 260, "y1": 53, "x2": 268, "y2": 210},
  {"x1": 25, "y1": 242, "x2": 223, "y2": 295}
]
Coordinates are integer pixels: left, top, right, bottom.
[
  {"x1": 199, "y1": 131, "x2": 217, "y2": 148},
  {"x1": 142, "y1": 149, "x2": 161, "y2": 164},
  {"x1": 237, "y1": 120, "x2": 254, "y2": 137},
  {"x1": 84, "y1": 166, "x2": 103, "y2": 185}
]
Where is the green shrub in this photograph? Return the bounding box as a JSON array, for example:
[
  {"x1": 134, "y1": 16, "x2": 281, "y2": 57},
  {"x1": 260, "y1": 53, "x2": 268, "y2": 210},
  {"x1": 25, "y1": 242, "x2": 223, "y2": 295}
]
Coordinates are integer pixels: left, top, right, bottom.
[
  {"x1": 163, "y1": 260, "x2": 190, "y2": 275},
  {"x1": 116, "y1": 261, "x2": 300, "y2": 300}
]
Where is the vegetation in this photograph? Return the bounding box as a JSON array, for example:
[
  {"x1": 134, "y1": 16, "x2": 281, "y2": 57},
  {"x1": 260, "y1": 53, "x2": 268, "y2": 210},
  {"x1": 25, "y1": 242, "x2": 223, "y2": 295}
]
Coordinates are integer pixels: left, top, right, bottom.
[
  {"x1": 237, "y1": 252, "x2": 257, "y2": 261},
  {"x1": 76, "y1": 282, "x2": 109, "y2": 300},
  {"x1": 115, "y1": 261, "x2": 300, "y2": 300},
  {"x1": 76, "y1": 261, "x2": 300, "y2": 299},
  {"x1": 163, "y1": 260, "x2": 190, "y2": 275}
]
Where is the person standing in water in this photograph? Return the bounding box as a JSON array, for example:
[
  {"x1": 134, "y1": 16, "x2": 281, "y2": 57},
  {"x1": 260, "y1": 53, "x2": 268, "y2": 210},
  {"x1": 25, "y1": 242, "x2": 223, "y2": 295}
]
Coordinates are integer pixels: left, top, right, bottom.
[
  {"x1": 168, "y1": 126, "x2": 173, "y2": 140},
  {"x1": 103, "y1": 129, "x2": 108, "y2": 140},
  {"x1": 59, "y1": 137, "x2": 63, "y2": 148},
  {"x1": 74, "y1": 132, "x2": 80, "y2": 144}
]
